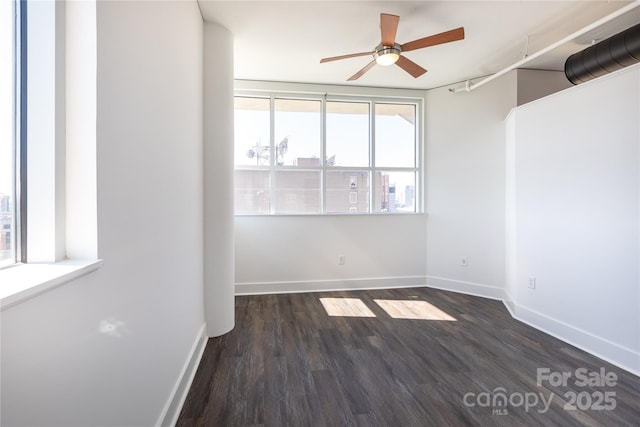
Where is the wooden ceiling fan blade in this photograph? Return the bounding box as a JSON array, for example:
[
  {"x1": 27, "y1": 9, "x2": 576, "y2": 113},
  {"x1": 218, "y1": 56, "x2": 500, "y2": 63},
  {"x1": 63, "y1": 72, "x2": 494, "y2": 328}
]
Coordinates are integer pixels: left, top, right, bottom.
[
  {"x1": 347, "y1": 60, "x2": 377, "y2": 81},
  {"x1": 401, "y1": 27, "x2": 465, "y2": 52},
  {"x1": 396, "y1": 56, "x2": 427, "y2": 78},
  {"x1": 320, "y1": 51, "x2": 372, "y2": 63},
  {"x1": 380, "y1": 13, "x2": 400, "y2": 46}
]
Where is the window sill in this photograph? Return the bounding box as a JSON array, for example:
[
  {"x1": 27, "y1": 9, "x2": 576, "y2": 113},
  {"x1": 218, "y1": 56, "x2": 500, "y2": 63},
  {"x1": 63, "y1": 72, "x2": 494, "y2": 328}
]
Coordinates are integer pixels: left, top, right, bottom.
[{"x1": 0, "y1": 259, "x2": 103, "y2": 311}]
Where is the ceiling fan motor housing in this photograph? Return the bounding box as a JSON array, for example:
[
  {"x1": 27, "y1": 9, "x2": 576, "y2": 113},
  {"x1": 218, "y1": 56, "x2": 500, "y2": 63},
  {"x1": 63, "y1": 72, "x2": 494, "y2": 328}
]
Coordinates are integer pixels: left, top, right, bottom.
[{"x1": 375, "y1": 43, "x2": 402, "y2": 56}]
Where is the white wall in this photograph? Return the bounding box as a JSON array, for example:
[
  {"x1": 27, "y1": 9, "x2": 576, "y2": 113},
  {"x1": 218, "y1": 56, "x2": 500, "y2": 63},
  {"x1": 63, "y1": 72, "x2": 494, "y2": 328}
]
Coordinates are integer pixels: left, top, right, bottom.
[
  {"x1": 203, "y1": 22, "x2": 235, "y2": 337},
  {"x1": 1, "y1": 1, "x2": 206, "y2": 425},
  {"x1": 235, "y1": 215, "x2": 427, "y2": 293},
  {"x1": 506, "y1": 64, "x2": 640, "y2": 374},
  {"x1": 425, "y1": 71, "x2": 517, "y2": 297}
]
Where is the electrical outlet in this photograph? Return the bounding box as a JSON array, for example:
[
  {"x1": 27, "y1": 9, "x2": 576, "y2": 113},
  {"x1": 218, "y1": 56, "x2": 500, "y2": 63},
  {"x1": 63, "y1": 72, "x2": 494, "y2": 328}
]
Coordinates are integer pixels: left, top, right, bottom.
[
  {"x1": 339, "y1": 255, "x2": 346, "y2": 265},
  {"x1": 528, "y1": 277, "x2": 536, "y2": 289},
  {"x1": 460, "y1": 256, "x2": 468, "y2": 267}
]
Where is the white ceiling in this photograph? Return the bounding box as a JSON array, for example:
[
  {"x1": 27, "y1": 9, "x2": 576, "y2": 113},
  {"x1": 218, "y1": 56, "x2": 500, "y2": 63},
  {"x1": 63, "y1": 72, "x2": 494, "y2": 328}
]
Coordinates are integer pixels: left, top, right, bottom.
[{"x1": 198, "y1": 1, "x2": 640, "y2": 90}]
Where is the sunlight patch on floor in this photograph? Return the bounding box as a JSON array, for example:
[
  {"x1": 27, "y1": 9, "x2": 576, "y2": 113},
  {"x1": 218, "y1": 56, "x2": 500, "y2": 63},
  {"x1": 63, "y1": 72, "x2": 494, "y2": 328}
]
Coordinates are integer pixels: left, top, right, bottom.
[
  {"x1": 320, "y1": 297, "x2": 377, "y2": 317},
  {"x1": 374, "y1": 299, "x2": 457, "y2": 321}
]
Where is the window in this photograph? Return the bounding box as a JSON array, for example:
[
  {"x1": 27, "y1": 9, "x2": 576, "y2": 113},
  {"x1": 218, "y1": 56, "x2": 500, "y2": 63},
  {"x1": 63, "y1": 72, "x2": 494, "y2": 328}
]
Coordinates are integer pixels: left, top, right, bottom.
[
  {"x1": 274, "y1": 99, "x2": 321, "y2": 166},
  {"x1": 375, "y1": 103, "x2": 416, "y2": 168},
  {"x1": 326, "y1": 101, "x2": 369, "y2": 167},
  {"x1": 234, "y1": 91, "x2": 421, "y2": 215},
  {"x1": 0, "y1": 0, "x2": 18, "y2": 268}
]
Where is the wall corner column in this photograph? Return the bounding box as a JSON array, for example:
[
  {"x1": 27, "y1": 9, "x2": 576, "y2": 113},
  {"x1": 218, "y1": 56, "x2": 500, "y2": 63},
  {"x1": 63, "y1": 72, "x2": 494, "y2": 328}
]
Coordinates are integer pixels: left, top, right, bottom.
[{"x1": 203, "y1": 22, "x2": 234, "y2": 337}]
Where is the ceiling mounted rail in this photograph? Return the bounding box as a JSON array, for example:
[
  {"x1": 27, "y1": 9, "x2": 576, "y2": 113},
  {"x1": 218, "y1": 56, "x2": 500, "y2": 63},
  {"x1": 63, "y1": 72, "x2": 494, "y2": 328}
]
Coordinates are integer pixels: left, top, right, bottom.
[{"x1": 449, "y1": 0, "x2": 640, "y2": 93}]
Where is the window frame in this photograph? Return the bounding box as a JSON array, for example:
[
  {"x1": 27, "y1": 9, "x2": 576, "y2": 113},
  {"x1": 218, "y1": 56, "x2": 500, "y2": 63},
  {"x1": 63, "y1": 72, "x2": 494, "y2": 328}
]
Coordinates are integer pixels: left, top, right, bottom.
[
  {"x1": 1, "y1": 0, "x2": 101, "y2": 309},
  {"x1": 234, "y1": 85, "x2": 424, "y2": 216}
]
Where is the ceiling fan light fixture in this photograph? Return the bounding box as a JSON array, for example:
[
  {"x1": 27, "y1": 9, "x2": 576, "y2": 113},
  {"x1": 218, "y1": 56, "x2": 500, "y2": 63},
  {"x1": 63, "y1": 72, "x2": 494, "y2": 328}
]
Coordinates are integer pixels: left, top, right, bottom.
[
  {"x1": 374, "y1": 44, "x2": 401, "y2": 66},
  {"x1": 320, "y1": 13, "x2": 464, "y2": 81}
]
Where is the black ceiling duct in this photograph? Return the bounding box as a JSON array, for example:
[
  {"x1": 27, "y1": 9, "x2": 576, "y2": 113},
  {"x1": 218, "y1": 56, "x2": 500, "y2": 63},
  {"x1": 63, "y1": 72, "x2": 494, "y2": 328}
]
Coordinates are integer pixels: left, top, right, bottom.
[{"x1": 565, "y1": 22, "x2": 640, "y2": 85}]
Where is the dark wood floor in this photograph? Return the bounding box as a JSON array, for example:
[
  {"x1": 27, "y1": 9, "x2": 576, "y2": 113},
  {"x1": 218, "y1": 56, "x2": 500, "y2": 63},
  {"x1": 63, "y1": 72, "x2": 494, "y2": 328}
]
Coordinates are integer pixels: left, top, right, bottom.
[{"x1": 177, "y1": 287, "x2": 640, "y2": 426}]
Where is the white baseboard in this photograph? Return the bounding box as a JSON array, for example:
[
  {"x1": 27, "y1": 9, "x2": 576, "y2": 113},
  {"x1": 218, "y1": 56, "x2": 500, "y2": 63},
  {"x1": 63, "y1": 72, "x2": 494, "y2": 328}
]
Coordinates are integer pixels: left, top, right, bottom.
[
  {"x1": 236, "y1": 275, "x2": 639, "y2": 377},
  {"x1": 156, "y1": 323, "x2": 208, "y2": 427},
  {"x1": 425, "y1": 276, "x2": 507, "y2": 301},
  {"x1": 430, "y1": 278, "x2": 640, "y2": 376},
  {"x1": 235, "y1": 276, "x2": 427, "y2": 295},
  {"x1": 511, "y1": 303, "x2": 640, "y2": 376}
]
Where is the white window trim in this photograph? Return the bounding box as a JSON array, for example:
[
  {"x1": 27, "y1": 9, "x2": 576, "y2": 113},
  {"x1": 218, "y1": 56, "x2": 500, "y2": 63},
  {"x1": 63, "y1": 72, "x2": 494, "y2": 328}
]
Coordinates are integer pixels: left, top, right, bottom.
[
  {"x1": 234, "y1": 80, "x2": 426, "y2": 215},
  {"x1": 0, "y1": 259, "x2": 102, "y2": 310},
  {"x1": 0, "y1": 0, "x2": 100, "y2": 310}
]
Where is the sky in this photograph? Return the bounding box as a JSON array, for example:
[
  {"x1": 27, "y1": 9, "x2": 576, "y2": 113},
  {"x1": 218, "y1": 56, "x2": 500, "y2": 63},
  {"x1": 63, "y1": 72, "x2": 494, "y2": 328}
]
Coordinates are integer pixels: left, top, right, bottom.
[{"x1": 234, "y1": 108, "x2": 416, "y2": 168}]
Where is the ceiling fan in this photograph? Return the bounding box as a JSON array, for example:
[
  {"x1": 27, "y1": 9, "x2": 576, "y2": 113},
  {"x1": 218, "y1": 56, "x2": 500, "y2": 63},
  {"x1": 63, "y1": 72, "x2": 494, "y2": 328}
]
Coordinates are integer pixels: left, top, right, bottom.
[{"x1": 320, "y1": 13, "x2": 465, "y2": 81}]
